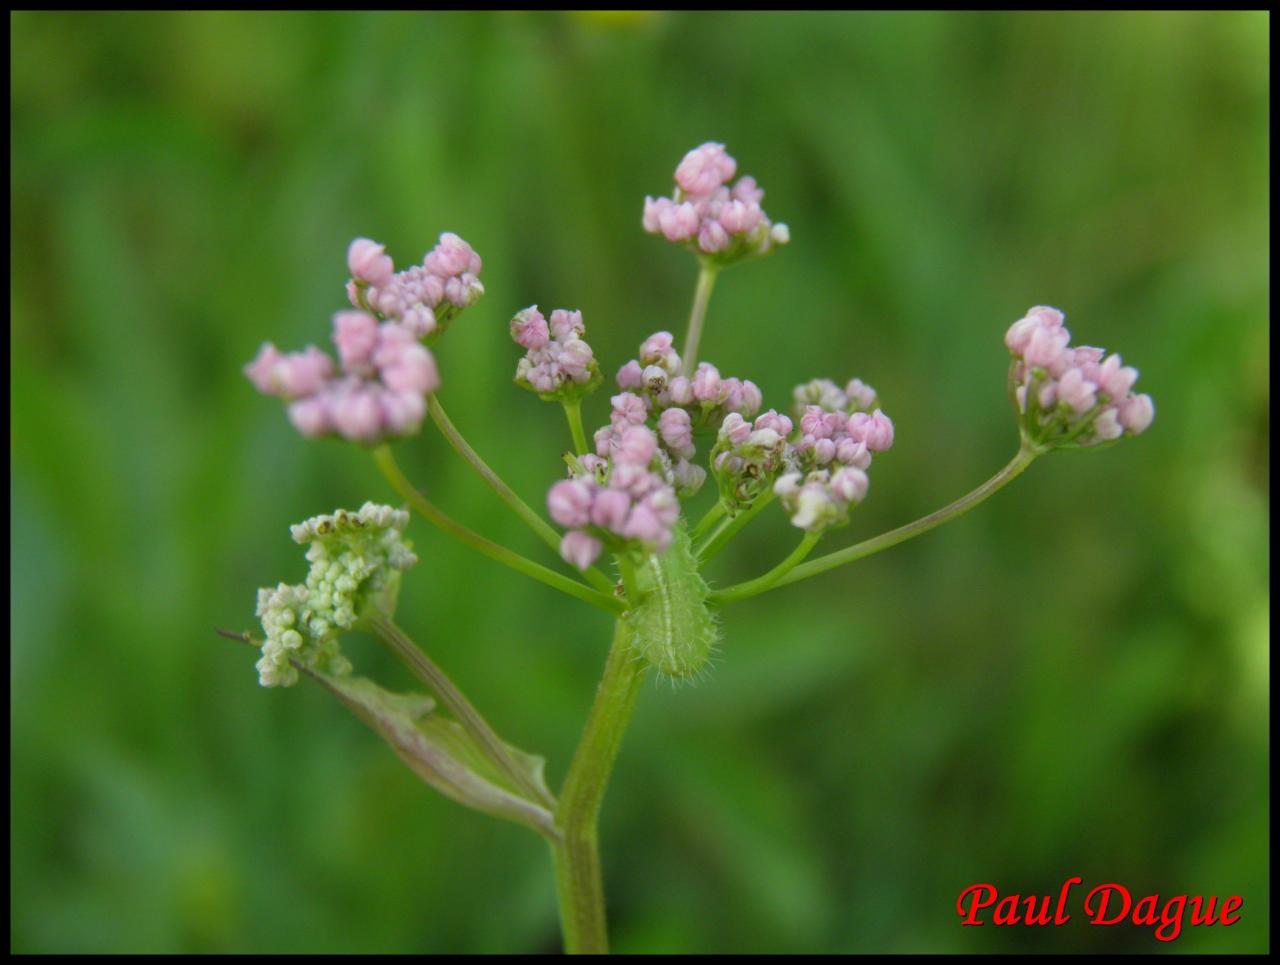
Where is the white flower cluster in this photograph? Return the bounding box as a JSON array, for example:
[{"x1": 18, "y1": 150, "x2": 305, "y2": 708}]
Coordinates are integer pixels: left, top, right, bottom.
[{"x1": 255, "y1": 502, "x2": 416, "y2": 687}]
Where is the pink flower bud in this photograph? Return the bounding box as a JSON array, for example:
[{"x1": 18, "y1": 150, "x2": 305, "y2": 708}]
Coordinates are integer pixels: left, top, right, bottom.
[
  {"x1": 668, "y1": 376, "x2": 694, "y2": 405},
  {"x1": 731, "y1": 176, "x2": 764, "y2": 205},
  {"x1": 737, "y1": 380, "x2": 763, "y2": 417},
  {"x1": 697, "y1": 219, "x2": 730, "y2": 253},
  {"x1": 813, "y1": 438, "x2": 836, "y2": 464},
  {"x1": 642, "y1": 364, "x2": 668, "y2": 393},
  {"x1": 332, "y1": 311, "x2": 381, "y2": 372},
  {"x1": 380, "y1": 343, "x2": 440, "y2": 395},
  {"x1": 244, "y1": 342, "x2": 285, "y2": 395},
  {"x1": 721, "y1": 413, "x2": 752, "y2": 445},
  {"x1": 380, "y1": 390, "x2": 426, "y2": 435},
  {"x1": 560, "y1": 531, "x2": 603, "y2": 571},
  {"x1": 616, "y1": 425, "x2": 658, "y2": 466},
  {"x1": 558, "y1": 338, "x2": 595, "y2": 382},
  {"x1": 755, "y1": 410, "x2": 793, "y2": 436},
  {"x1": 1023, "y1": 324, "x2": 1071, "y2": 370},
  {"x1": 836, "y1": 438, "x2": 870, "y2": 469},
  {"x1": 331, "y1": 385, "x2": 385, "y2": 441},
  {"x1": 1038, "y1": 382, "x2": 1058, "y2": 409},
  {"x1": 548, "y1": 478, "x2": 595, "y2": 528},
  {"x1": 692, "y1": 363, "x2": 722, "y2": 402},
  {"x1": 1005, "y1": 314, "x2": 1043, "y2": 355},
  {"x1": 608, "y1": 461, "x2": 653, "y2": 497},
  {"x1": 591, "y1": 488, "x2": 631, "y2": 532},
  {"x1": 1117, "y1": 393, "x2": 1155, "y2": 434},
  {"x1": 510, "y1": 306, "x2": 550, "y2": 350},
  {"x1": 287, "y1": 396, "x2": 331, "y2": 437},
  {"x1": 594, "y1": 426, "x2": 614, "y2": 458},
  {"x1": 863, "y1": 409, "x2": 895, "y2": 451},
  {"x1": 277, "y1": 346, "x2": 335, "y2": 398},
  {"x1": 671, "y1": 459, "x2": 706, "y2": 496},
  {"x1": 622, "y1": 503, "x2": 666, "y2": 545},
  {"x1": 424, "y1": 232, "x2": 476, "y2": 278},
  {"x1": 773, "y1": 472, "x2": 803, "y2": 500},
  {"x1": 801, "y1": 406, "x2": 832, "y2": 438},
  {"x1": 844, "y1": 378, "x2": 877, "y2": 410},
  {"x1": 645, "y1": 488, "x2": 680, "y2": 529},
  {"x1": 830, "y1": 466, "x2": 869, "y2": 504},
  {"x1": 610, "y1": 392, "x2": 649, "y2": 427},
  {"x1": 658, "y1": 202, "x2": 699, "y2": 242},
  {"x1": 616, "y1": 360, "x2": 644, "y2": 390},
  {"x1": 348, "y1": 238, "x2": 394, "y2": 287},
  {"x1": 642, "y1": 196, "x2": 671, "y2": 233},
  {"x1": 657, "y1": 407, "x2": 694, "y2": 459},
  {"x1": 718, "y1": 199, "x2": 762, "y2": 234},
  {"x1": 1092, "y1": 408, "x2": 1124, "y2": 441},
  {"x1": 789, "y1": 482, "x2": 837, "y2": 531},
  {"x1": 1097, "y1": 354, "x2": 1138, "y2": 400},
  {"x1": 400, "y1": 304, "x2": 439, "y2": 339},
  {"x1": 549, "y1": 309, "x2": 585, "y2": 341},
  {"x1": 1056, "y1": 367, "x2": 1097, "y2": 414},
  {"x1": 675, "y1": 142, "x2": 737, "y2": 198},
  {"x1": 1027, "y1": 305, "x2": 1065, "y2": 329},
  {"x1": 640, "y1": 331, "x2": 676, "y2": 366}
]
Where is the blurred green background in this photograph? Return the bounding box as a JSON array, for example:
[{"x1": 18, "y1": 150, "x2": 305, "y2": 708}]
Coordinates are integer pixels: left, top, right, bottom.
[{"x1": 10, "y1": 10, "x2": 1269, "y2": 954}]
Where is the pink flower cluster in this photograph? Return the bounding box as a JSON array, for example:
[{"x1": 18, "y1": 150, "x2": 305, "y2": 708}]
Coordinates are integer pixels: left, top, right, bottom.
[
  {"x1": 1005, "y1": 306, "x2": 1154, "y2": 447},
  {"x1": 511, "y1": 306, "x2": 600, "y2": 398},
  {"x1": 548, "y1": 426, "x2": 681, "y2": 569},
  {"x1": 245, "y1": 311, "x2": 439, "y2": 442},
  {"x1": 768, "y1": 389, "x2": 896, "y2": 532},
  {"x1": 642, "y1": 142, "x2": 790, "y2": 262},
  {"x1": 615, "y1": 331, "x2": 763, "y2": 433},
  {"x1": 594, "y1": 392, "x2": 707, "y2": 498},
  {"x1": 792, "y1": 404, "x2": 894, "y2": 468},
  {"x1": 792, "y1": 377, "x2": 878, "y2": 416},
  {"x1": 346, "y1": 233, "x2": 485, "y2": 339},
  {"x1": 711, "y1": 410, "x2": 794, "y2": 510},
  {"x1": 774, "y1": 465, "x2": 871, "y2": 534}
]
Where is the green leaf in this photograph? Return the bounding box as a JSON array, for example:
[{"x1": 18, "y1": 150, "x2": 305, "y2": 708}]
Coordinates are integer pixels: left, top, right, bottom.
[{"x1": 298, "y1": 669, "x2": 558, "y2": 839}]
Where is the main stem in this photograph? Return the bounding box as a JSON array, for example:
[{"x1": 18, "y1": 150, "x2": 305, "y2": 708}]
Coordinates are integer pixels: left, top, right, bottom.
[
  {"x1": 551, "y1": 617, "x2": 646, "y2": 954},
  {"x1": 679, "y1": 263, "x2": 719, "y2": 375},
  {"x1": 768, "y1": 447, "x2": 1040, "y2": 593}
]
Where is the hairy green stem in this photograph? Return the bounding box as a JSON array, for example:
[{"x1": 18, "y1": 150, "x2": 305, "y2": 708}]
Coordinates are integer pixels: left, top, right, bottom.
[
  {"x1": 551, "y1": 617, "x2": 646, "y2": 954},
  {"x1": 679, "y1": 263, "x2": 719, "y2": 376},
  {"x1": 367, "y1": 614, "x2": 555, "y2": 808},
  {"x1": 427, "y1": 395, "x2": 615, "y2": 595},
  {"x1": 698, "y1": 491, "x2": 775, "y2": 561},
  {"x1": 372, "y1": 445, "x2": 623, "y2": 616},
  {"x1": 758, "y1": 447, "x2": 1040, "y2": 596},
  {"x1": 708, "y1": 531, "x2": 821, "y2": 606}
]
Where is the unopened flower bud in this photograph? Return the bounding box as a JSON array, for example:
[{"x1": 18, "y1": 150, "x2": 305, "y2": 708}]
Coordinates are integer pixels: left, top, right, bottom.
[
  {"x1": 560, "y1": 531, "x2": 603, "y2": 571},
  {"x1": 548, "y1": 478, "x2": 595, "y2": 528},
  {"x1": 617, "y1": 360, "x2": 644, "y2": 390},
  {"x1": 348, "y1": 238, "x2": 395, "y2": 287}
]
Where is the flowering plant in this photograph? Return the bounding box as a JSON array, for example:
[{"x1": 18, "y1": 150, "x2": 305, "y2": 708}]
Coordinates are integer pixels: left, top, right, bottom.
[{"x1": 230, "y1": 141, "x2": 1152, "y2": 953}]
